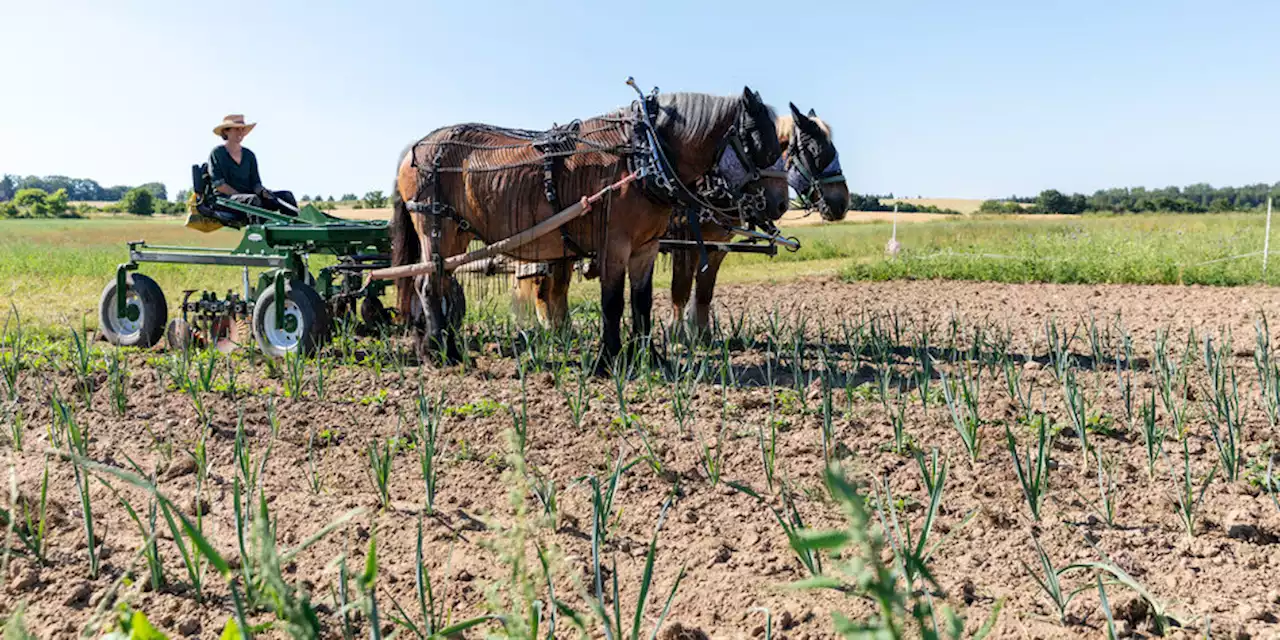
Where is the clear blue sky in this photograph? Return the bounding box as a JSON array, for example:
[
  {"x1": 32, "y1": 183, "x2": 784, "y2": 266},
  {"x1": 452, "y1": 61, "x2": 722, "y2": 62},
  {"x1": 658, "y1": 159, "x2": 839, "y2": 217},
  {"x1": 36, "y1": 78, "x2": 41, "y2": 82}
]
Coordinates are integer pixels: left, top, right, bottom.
[{"x1": 2, "y1": 0, "x2": 1276, "y2": 200}]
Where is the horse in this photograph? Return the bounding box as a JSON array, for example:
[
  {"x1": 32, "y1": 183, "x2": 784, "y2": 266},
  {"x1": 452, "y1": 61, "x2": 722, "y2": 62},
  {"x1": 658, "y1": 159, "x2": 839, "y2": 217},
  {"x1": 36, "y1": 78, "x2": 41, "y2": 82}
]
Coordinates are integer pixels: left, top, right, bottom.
[
  {"x1": 388, "y1": 87, "x2": 788, "y2": 371},
  {"x1": 513, "y1": 103, "x2": 848, "y2": 337},
  {"x1": 670, "y1": 103, "x2": 848, "y2": 335}
]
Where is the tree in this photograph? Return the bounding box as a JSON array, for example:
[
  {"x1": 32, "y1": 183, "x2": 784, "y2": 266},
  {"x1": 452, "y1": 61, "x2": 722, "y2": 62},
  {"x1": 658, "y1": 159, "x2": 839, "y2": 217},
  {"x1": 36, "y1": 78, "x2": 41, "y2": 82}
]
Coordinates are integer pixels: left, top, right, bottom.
[
  {"x1": 1035, "y1": 189, "x2": 1072, "y2": 214},
  {"x1": 137, "y1": 182, "x2": 167, "y2": 201},
  {"x1": 121, "y1": 187, "x2": 155, "y2": 215},
  {"x1": 0, "y1": 175, "x2": 14, "y2": 201},
  {"x1": 1068, "y1": 194, "x2": 1087, "y2": 214},
  {"x1": 174, "y1": 189, "x2": 192, "y2": 204},
  {"x1": 8, "y1": 188, "x2": 71, "y2": 218},
  {"x1": 327, "y1": 195, "x2": 335, "y2": 202},
  {"x1": 363, "y1": 190, "x2": 388, "y2": 209},
  {"x1": 341, "y1": 193, "x2": 357, "y2": 202}
]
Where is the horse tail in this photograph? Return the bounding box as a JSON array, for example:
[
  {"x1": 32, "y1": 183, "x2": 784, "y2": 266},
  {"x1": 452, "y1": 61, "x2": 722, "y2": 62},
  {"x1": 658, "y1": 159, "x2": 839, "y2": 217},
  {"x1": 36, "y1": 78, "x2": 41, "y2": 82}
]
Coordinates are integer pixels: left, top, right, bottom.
[{"x1": 389, "y1": 158, "x2": 419, "y2": 322}]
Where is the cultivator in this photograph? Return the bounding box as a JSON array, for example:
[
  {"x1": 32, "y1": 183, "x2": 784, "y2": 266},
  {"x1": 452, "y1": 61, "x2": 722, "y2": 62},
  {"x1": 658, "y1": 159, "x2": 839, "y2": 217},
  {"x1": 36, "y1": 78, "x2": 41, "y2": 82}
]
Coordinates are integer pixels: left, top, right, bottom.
[{"x1": 99, "y1": 166, "x2": 393, "y2": 356}]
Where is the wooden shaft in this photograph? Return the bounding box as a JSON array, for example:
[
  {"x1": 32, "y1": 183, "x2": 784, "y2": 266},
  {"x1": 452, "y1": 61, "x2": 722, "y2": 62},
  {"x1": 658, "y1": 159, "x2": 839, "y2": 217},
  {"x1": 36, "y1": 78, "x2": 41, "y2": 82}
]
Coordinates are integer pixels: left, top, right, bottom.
[{"x1": 367, "y1": 173, "x2": 636, "y2": 282}]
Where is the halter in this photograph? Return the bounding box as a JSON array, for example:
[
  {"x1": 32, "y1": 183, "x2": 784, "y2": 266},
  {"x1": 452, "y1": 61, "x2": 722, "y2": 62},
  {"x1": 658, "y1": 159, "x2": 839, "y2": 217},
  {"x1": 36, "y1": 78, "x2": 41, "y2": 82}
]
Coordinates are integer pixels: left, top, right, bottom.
[{"x1": 787, "y1": 125, "x2": 846, "y2": 214}]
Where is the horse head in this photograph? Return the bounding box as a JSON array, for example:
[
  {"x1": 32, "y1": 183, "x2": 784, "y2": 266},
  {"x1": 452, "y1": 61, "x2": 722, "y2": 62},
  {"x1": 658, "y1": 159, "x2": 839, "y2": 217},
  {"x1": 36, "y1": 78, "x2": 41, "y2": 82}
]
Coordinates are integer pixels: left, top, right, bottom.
[
  {"x1": 783, "y1": 103, "x2": 849, "y2": 221},
  {"x1": 737, "y1": 87, "x2": 790, "y2": 222}
]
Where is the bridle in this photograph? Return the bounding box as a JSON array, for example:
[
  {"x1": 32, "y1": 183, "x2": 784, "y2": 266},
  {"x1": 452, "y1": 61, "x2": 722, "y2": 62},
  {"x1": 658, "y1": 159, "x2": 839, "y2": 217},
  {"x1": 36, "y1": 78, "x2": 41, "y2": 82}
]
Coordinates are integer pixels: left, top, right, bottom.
[
  {"x1": 787, "y1": 125, "x2": 846, "y2": 216},
  {"x1": 627, "y1": 80, "x2": 784, "y2": 269}
]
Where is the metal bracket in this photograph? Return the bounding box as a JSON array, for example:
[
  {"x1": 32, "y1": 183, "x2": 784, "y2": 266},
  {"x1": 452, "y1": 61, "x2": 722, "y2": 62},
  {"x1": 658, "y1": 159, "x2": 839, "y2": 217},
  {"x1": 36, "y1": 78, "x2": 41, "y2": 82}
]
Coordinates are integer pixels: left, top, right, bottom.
[{"x1": 273, "y1": 271, "x2": 286, "y2": 331}]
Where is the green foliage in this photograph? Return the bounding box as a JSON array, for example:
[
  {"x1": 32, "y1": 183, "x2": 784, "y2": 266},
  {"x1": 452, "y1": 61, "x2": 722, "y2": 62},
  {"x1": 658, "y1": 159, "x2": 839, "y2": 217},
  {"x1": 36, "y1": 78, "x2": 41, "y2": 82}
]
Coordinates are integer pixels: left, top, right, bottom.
[
  {"x1": 137, "y1": 182, "x2": 167, "y2": 201},
  {"x1": 1008, "y1": 181, "x2": 1280, "y2": 214},
  {"x1": 977, "y1": 199, "x2": 1025, "y2": 214},
  {"x1": 104, "y1": 609, "x2": 170, "y2": 639},
  {"x1": 3, "y1": 601, "x2": 36, "y2": 639},
  {"x1": 2, "y1": 174, "x2": 135, "y2": 201},
  {"x1": 121, "y1": 187, "x2": 155, "y2": 215},
  {"x1": 362, "y1": 190, "x2": 388, "y2": 209},
  {"x1": 841, "y1": 213, "x2": 1280, "y2": 286},
  {"x1": 791, "y1": 465, "x2": 1002, "y2": 638},
  {"x1": 2, "y1": 188, "x2": 75, "y2": 219},
  {"x1": 848, "y1": 193, "x2": 960, "y2": 214}
]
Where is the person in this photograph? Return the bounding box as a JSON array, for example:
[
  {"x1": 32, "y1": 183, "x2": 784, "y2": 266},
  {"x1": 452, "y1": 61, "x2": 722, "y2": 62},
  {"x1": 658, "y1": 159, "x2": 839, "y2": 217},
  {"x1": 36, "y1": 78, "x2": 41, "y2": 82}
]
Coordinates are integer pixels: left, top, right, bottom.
[{"x1": 208, "y1": 114, "x2": 297, "y2": 216}]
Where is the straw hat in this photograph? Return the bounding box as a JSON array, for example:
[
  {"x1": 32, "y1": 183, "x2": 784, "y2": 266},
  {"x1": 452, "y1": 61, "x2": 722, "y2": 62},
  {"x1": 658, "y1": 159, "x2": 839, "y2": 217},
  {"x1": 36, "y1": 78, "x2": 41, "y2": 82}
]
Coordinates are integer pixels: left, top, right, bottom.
[{"x1": 213, "y1": 114, "x2": 257, "y2": 136}]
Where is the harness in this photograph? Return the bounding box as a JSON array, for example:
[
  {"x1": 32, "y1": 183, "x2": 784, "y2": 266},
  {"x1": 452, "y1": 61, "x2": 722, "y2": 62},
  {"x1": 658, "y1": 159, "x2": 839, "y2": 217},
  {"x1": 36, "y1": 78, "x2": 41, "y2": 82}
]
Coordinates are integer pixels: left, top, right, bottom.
[
  {"x1": 787, "y1": 128, "x2": 846, "y2": 214},
  {"x1": 403, "y1": 80, "x2": 780, "y2": 278},
  {"x1": 626, "y1": 82, "x2": 783, "y2": 271}
]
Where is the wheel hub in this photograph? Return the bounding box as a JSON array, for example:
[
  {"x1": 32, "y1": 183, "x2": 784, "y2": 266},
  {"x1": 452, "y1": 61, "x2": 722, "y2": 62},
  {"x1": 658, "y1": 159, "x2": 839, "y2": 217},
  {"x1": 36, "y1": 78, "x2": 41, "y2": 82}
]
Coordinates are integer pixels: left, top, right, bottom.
[
  {"x1": 264, "y1": 300, "x2": 305, "y2": 351},
  {"x1": 112, "y1": 292, "x2": 145, "y2": 337}
]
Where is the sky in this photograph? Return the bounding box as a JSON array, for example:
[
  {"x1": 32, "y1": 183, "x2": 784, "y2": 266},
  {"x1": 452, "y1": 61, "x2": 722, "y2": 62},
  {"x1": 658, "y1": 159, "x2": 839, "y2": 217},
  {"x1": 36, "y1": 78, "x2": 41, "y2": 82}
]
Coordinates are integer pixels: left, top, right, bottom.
[{"x1": 1, "y1": 0, "x2": 1277, "y2": 200}]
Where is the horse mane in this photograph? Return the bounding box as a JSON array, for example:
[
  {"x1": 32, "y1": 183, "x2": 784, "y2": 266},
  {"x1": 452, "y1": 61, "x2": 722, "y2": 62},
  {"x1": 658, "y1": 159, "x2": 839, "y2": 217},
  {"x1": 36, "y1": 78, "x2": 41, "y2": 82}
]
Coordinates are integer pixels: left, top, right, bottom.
[{"x1": 775, "y1": 114, "x2": 833, "y2": 150}]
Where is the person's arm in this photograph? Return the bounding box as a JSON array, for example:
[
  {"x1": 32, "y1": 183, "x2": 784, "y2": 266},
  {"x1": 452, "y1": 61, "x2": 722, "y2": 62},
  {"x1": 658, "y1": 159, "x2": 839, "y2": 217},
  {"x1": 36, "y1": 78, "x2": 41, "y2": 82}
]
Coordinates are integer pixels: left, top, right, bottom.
[
  {"x1": 248, "y1": 151, "x2": 267, "y2": 197},
  {"x1": 209, "y1": 149, "x2": 240, "y2": 195}
]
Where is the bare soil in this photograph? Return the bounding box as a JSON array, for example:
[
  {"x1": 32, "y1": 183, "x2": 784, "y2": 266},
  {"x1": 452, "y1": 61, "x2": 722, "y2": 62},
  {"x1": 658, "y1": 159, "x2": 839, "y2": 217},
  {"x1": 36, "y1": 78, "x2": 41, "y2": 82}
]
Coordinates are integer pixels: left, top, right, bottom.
[{"x1": 4, "y1": 278, "x2": 1280, "y2": 638}]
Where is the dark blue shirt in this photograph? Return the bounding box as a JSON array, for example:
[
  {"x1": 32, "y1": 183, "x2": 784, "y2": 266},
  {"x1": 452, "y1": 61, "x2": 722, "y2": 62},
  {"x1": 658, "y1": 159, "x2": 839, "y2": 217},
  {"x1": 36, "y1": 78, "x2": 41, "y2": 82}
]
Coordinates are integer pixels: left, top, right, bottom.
[{"x1": 208, "y1": 146, "x2": 262, "y2": 194}]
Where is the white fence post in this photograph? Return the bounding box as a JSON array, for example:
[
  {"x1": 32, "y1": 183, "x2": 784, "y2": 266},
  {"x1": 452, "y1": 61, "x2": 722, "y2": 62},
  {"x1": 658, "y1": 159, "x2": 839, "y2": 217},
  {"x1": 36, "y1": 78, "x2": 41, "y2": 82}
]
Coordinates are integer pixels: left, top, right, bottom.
[{"x1": 1265, "y1": 197, "x2": 1274, "y2": 278}]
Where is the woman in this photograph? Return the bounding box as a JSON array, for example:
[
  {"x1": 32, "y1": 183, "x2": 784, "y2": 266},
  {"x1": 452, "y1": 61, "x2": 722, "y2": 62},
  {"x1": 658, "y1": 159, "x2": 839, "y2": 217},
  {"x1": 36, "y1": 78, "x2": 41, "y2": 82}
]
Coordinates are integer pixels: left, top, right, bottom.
[{"x1": 209, "y1": 114, "x2": 297, "y2": 215}]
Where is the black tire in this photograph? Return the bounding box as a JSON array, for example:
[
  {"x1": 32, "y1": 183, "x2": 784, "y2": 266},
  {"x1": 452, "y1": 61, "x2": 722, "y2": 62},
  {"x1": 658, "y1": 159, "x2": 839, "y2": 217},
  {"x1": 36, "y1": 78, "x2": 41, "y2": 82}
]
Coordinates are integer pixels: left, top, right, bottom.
[
  {"x1": 99, "y1": 273, "x2": 168, "y2": 347},
  {"x1": 251, "y1": 280, "x2": 330, "y2": 358}
]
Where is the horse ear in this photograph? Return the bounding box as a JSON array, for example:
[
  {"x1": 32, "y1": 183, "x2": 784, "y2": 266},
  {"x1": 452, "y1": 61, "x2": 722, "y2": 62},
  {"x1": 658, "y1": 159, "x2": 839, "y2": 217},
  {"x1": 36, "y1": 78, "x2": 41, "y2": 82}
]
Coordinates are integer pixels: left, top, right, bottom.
[
  {"x1": 789, "y1": 103, "x2": 805, "y2": 121},
  {"x1": 742, "y1": 86, "x2": 757, "y2": 105},
  {"x1": 807, "y1": 108, "x2": 817, "y2": 117}
]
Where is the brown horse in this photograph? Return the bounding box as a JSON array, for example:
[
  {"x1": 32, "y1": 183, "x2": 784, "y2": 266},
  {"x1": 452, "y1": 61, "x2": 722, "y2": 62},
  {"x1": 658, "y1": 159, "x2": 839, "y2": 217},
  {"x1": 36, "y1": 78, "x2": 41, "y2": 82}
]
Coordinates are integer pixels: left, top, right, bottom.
[
  {"x1": 515, "y1": 103, "x2": 849, "y2": 336},
  {"x1": 389, "y1": 88, "x2": 787, "y2": 369},
  {"x1": 670, "y1": 104, "x2": 849, "y2": 335}
]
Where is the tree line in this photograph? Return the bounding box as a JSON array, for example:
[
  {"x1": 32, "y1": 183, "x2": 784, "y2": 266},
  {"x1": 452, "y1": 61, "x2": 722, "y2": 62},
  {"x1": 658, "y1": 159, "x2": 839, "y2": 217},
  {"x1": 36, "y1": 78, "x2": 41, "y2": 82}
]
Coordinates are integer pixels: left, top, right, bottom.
[
  {"x1": 986, "y1": 182, "x2": 1280, "y2": 215},
  {"x1": 0, "y1": 174, "x2": 170, "y2": 202},
  {"x1": 849, "y1": 193, "x2": 960, "y2": 214}
]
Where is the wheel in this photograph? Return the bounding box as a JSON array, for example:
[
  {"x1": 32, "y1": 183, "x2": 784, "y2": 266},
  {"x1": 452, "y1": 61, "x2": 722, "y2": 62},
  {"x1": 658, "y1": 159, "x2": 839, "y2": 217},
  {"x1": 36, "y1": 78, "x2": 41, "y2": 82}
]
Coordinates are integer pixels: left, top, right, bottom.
[
  {"x1": 251, "y1": 280, "x2": 330, "y2": 358},
  {"x1": 99, "y1": 273, "x2": 168, "y2": 347}
]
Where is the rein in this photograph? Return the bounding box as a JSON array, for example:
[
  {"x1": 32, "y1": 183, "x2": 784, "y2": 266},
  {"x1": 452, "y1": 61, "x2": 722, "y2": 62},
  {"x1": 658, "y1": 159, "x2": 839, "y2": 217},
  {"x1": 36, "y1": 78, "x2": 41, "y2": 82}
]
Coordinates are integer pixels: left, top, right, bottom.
[{"x1": 787, "y1": 124, "x2": 846, "y2": 212}]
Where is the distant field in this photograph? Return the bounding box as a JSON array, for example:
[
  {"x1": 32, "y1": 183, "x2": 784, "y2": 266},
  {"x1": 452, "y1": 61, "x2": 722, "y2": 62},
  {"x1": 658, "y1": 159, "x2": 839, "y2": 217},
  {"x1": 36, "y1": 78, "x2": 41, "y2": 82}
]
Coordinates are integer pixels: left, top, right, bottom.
[
  {"x1": 881, "y1": 197, "x2": 1035, "y2": 215},
  {"x1": 2, "y1": 212, "x2": 1276, "y2": 330}
]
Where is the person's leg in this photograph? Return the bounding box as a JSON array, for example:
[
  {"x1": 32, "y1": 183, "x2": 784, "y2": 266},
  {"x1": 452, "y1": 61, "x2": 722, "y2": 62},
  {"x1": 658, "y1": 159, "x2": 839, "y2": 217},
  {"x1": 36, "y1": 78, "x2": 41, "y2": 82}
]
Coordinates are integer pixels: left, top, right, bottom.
[{"x1": 271, "y1": 190, "x2": 298, "y2": 215}]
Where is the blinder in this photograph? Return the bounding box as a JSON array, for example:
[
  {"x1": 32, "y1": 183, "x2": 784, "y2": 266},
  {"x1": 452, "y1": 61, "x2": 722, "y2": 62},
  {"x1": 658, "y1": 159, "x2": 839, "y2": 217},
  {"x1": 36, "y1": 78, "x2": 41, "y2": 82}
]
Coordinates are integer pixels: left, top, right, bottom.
[{"x1": 787, "y1": 123, "x2": 846, "y2": 214}]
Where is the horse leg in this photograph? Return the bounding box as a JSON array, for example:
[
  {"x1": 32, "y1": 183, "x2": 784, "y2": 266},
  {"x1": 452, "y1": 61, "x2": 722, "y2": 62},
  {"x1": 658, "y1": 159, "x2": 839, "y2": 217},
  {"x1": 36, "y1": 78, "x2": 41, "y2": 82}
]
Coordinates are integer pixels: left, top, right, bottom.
[
  {"x1": 628, "y1": 239, "x2": 660, "y2": 346},
  {"x1": 690, "y1": 249, "x2": 728, "y2": 342},
  {"x1": 538, "y1": 259, "x2": 572, "y2": 332},
  {"x1": 416, "y1": 222, "x2": 468, "y2": 364},
  {"x1": 597, "y1": 245, "x2": 630, "y2": 376},
  {"x1": 669, "y1": 244, "x2": 694, "y2": 340},
  {"x1": 511, "y1": 268, "x2": 542, "y2": 329}
]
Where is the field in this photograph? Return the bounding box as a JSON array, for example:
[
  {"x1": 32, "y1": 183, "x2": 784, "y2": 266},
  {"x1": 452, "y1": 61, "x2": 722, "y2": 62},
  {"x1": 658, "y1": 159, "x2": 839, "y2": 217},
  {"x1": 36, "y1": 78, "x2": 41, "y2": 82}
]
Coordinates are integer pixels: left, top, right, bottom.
[
  {"x1": 5, "y1": 212, "x2": 1279, "y2": 331},
  {"x1": 2, "y1": 214, "x2": 1280, "y2": 638}
]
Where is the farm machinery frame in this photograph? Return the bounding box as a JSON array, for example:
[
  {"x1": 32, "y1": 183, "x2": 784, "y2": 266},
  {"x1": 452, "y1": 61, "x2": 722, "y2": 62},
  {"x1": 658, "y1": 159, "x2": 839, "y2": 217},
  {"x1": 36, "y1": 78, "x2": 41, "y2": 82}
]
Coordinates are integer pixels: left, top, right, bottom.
[{"x1": 100, "y1": 174, "x2": 393, "y2": 357}]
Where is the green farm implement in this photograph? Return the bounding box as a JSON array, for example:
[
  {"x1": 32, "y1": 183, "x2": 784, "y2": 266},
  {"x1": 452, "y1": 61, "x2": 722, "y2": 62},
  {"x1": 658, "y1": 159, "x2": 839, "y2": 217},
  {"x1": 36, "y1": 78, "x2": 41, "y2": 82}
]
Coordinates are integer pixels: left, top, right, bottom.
[{"x1": 99, "y1": 166, "x2": 393, "y2": 356}]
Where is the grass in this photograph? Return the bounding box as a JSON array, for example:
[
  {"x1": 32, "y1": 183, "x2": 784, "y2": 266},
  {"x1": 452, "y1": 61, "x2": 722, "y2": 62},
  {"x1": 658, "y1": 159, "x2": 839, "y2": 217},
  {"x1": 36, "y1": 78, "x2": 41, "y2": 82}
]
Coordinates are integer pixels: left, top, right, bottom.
[{"x1": 6, "y1": 212, "x2": 1280, "y2": 333}]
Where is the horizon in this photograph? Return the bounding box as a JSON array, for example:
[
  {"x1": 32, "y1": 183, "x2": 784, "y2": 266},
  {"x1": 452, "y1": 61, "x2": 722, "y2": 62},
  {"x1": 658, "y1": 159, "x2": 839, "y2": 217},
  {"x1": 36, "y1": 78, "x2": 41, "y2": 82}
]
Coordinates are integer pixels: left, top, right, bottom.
[{"x1": 2, "y1": 0, "x2": 1277, "y2": 201}]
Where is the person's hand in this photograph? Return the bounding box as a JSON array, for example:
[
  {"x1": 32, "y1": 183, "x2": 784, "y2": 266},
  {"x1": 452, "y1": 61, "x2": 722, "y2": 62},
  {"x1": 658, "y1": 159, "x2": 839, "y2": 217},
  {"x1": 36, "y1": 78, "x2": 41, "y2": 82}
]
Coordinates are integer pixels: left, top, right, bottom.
[{"x1": 255, "y1": 187, "x2": 276, "y2": 201}]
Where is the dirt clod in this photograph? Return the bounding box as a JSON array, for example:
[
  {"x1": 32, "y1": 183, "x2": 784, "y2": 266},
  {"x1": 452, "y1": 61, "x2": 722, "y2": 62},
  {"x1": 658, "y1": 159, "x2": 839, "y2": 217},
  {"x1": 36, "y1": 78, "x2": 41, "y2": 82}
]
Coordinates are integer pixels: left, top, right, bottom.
[
  {"x1": 62, "y1": 581, "x2": 92, "y2": 608},
  {"x1": 658, "y1": 622, "x2": 710, "y2": 640},
  {"x1": 177, "y1": 618, "x2": 201, "y2": 636}
]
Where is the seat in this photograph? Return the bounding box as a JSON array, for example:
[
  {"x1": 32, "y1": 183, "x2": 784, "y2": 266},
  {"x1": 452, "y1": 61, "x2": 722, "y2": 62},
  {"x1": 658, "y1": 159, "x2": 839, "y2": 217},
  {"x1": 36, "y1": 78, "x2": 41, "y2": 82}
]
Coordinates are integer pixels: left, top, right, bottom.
[{"x1": 191, "y1": 164, "x2": 249, "y2": 228}]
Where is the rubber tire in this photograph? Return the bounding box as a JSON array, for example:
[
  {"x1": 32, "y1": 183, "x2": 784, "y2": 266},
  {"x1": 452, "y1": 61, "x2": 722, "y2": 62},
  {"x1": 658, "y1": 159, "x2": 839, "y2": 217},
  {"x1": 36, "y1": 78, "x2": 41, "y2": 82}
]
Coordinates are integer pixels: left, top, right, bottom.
[
  {"x1": 251, "y1": 280, "x2": 330, "y2": 358},
  {"x1": 99, "y1": 273, "x2": 168, "y2": 348}
]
